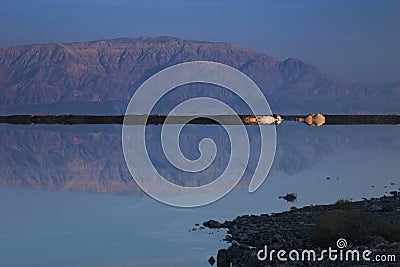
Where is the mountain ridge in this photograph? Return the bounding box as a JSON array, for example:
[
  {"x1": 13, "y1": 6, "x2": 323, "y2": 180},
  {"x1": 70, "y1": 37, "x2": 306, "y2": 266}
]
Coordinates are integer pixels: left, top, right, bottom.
[{"x1": 0, "y1": 36, "x2": 398, "y2": 114}]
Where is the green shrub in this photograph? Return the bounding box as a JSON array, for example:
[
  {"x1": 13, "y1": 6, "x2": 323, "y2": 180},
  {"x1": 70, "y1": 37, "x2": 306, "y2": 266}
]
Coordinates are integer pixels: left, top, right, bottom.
[
  {"x1": 382, "y1": 219, "x2": 400, "y2": 242},
  {"x1": 313, "y1": 210, "x2": 400, "y2": 247}
]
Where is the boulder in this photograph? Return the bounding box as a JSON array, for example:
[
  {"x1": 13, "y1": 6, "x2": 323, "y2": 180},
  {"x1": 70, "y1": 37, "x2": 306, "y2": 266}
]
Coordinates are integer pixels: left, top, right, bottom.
[
  {"x1": 217, "y1": 249, "x2": 230, "y2": 267},
  {"x1": 304, "y1": 113, "x2": 325, "y2": 126},
  {"x1": 203, "y1": 219, "x2": 223, "y2": 228}
]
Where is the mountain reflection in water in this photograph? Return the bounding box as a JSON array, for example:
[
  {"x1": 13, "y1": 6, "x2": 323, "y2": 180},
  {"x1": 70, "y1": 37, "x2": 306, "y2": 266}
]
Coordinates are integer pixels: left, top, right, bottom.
[{"x1": 0, "y1": 123, "x2": 398, "y2": 197}]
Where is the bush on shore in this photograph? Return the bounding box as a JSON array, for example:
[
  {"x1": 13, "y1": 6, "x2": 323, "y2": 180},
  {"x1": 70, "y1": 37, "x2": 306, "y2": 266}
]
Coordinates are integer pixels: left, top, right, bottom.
[{"x1": 313, "y1": 209, "x2": 400, "y2": 247}]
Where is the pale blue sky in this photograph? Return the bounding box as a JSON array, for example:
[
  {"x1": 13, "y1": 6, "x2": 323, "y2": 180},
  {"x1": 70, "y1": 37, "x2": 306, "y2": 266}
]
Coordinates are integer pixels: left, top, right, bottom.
[{"x1": 0, "y1": 0, "x2": 399, "y2": 83}]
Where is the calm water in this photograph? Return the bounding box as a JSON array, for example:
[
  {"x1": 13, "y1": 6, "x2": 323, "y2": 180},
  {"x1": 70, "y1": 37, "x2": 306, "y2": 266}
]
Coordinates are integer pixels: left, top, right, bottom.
[{"x1": 0, "y1": 123, "x2": 399, "y2": 266}]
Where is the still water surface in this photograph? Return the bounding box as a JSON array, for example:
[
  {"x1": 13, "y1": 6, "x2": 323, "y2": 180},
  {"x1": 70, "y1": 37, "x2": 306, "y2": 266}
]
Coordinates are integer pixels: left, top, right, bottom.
[{"x1": 0, "y1": 123, "x2": 398, "y2": 266}]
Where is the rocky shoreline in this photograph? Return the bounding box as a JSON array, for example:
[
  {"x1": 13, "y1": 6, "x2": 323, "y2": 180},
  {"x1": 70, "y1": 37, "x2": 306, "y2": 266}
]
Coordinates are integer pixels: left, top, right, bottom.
[{"x1": 201, "y1": 191, "x2": 400, "y2": 266}]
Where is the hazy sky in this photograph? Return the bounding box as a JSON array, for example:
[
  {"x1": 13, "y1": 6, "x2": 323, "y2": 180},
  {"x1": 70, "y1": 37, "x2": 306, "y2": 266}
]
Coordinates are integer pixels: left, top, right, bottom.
[{"x1": 0, "y1": 0, "x2": 399, "y2": 83}]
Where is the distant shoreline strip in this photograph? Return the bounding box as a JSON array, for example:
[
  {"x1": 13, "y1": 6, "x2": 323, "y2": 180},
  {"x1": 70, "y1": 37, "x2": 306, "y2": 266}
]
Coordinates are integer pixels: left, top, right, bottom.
[{"x1": 0, "y1": 114, "x2": 399, "y2": 126}]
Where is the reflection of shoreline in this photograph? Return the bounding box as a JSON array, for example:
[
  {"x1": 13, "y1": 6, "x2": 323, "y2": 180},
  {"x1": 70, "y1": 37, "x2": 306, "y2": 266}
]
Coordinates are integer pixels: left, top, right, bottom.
[
  {"x1": 0, "y1": 114, "x2": 399, "y2": 125},
  {"x1": 0, "y1": 124, "x2": 399, "y2": 196}
]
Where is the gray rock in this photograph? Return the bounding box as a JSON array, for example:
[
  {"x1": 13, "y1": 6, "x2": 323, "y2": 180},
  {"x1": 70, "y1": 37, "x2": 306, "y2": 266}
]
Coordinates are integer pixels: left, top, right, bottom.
[
  {"x1": 272, "y1": 234, "x2": 284, "y2": 242},
  {"x1": 204, "y1": 219, "x2": 223, "y2": 228},
  {"x1": 217, "y1": 249, "x2": 230, "y2": 267},
  {"x1": 208, "y1": 256, "x2": 215, "y2": 266},
  {"x1": 237, "y1": 233, "x2": 249, "y2": 241},
  {"x1": 224, "y1": 235, "x2": 233, "y2": 242},
  {"x1": 376, "y1": 242, "x2": 390, "y2": 250}
]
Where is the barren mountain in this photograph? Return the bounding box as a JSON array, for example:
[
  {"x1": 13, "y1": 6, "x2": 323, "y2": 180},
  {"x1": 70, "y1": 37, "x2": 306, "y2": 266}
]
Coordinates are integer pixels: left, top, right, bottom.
[{"x1": 0, "y1": 36, "x2": 398, "y2": 115}]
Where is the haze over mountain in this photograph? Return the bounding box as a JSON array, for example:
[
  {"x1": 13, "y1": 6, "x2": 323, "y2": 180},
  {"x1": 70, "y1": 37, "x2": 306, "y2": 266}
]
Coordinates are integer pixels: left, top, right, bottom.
[{"x1": 0, "y1": 36, "x2": 398, "y2": 115}]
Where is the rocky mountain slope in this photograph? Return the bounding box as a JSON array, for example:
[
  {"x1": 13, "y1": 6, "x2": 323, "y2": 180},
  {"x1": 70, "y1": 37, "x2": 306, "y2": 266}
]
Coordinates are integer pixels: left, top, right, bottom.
[{"x1": 0, "y1": 36, "x2": 398, "y2": 115}]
